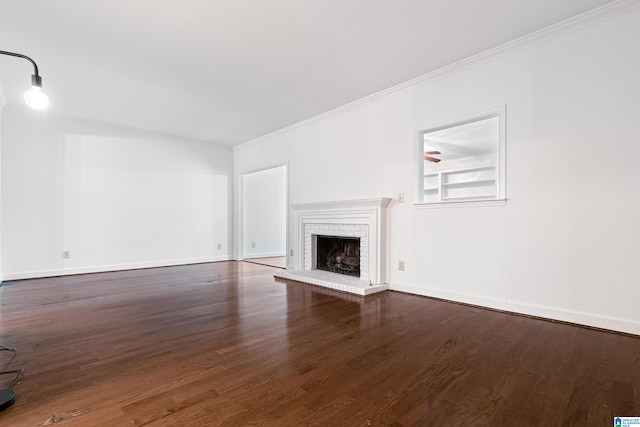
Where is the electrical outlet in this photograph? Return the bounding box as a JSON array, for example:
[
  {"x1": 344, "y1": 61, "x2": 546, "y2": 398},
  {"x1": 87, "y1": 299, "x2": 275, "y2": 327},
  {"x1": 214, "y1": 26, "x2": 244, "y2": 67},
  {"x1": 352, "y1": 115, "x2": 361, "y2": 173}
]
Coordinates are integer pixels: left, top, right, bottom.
[
  {"x1": 398, "y1": 260, "x2": 405, "y2": 271},
  {"x1": 290, "y1": 249, "x2": 294, "y2": 256},
  {"x1": 63, "y1": 251, "x2": 70, "y2": 259},
  {"x1": 251, "y1": 242, "x2": 256, "y2": 248},
  {"x1": 398, "y1": 192, "x2": 405, "y2": 203},
  {"x1": 217, "y1": 243, "x2": 222, "y2": 249}
]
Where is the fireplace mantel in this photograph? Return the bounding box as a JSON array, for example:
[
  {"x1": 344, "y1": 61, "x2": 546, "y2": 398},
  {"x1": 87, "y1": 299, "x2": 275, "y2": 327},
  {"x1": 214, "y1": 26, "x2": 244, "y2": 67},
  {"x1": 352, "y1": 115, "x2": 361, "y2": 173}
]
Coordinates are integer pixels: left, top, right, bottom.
[
  {"x1": 276, "y1": 198, "x2": 391, "y2": 296},
  {"x1": 290, "y1": 198, "x2": 392, "y2": 213}
]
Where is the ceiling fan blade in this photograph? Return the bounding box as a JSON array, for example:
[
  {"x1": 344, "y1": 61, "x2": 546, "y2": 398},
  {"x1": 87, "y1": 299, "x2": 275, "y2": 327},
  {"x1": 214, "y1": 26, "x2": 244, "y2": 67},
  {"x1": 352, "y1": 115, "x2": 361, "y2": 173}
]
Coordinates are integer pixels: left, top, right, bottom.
[
  {"x1": 424, "y1": 151, "x2": 441, "y2": 155},
  {"x1": 424, "y1": 155, "x2": 441, "y2": 163}
]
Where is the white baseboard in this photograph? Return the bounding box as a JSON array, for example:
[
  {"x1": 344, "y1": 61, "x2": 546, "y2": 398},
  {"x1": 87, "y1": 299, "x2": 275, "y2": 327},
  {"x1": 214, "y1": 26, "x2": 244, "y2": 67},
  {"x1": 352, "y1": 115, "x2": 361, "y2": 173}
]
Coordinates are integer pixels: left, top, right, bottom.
[
  {"x1": 505, "y1": 300, "x2": 640, "y2": 336},
  {"x1": 390, "y1": 281, "x2": 507, "y2": 311},
  {"x1": 0, "y1": 255, "x2": 233, "y2": 281},
  {"x1": 389, "y1": 282, "x2": 640, "y2": 336}
]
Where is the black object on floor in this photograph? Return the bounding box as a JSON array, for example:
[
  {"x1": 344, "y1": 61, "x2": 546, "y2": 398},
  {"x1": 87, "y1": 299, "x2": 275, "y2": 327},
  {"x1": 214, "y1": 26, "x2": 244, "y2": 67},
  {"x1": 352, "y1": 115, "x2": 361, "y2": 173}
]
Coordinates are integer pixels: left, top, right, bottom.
[
  {"x1": 0, "y1": 369, "x2": 23, "y2": 412},
  {"x1": 1, "y1": 345, "x2": 24, "y2": 413},
  {"x1": 0, "y1": 388, "x2": 15, "y2": 411}
]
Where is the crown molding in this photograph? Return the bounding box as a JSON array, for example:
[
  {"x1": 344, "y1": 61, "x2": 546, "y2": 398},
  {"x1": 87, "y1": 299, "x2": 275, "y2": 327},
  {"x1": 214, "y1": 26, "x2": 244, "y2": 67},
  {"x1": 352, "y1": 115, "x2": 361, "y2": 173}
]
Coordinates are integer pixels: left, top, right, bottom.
[{"x1": 235, "y1": 0, "x2": 640, "y2": 152}]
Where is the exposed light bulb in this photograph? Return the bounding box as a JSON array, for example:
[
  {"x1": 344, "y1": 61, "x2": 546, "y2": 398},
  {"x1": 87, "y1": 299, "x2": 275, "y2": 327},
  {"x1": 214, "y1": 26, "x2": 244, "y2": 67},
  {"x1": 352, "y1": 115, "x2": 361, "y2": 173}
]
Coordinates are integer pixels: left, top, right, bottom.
[{"x1": 24, "y1": 85, "x2": 50, "y2": 110}]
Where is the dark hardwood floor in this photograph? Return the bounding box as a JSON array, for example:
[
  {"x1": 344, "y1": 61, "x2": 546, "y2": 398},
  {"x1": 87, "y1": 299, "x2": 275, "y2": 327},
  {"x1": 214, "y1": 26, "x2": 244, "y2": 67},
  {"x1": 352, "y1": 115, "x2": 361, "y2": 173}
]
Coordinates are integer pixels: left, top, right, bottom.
[{"x1": 0, "y1": 261, "x2": 638, "y2": 426}]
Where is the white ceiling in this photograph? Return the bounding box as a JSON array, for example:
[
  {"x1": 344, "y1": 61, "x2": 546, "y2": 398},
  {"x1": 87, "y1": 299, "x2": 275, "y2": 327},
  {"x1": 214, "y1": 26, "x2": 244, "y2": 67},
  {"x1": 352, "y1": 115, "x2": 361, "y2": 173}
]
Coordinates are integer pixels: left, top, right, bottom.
[
  {"x1": 0, "y1": 0, "x2": 615, "y2": 146},
  {"x1": 424, "y1": 116, "x2": 499, "y2": 162}
]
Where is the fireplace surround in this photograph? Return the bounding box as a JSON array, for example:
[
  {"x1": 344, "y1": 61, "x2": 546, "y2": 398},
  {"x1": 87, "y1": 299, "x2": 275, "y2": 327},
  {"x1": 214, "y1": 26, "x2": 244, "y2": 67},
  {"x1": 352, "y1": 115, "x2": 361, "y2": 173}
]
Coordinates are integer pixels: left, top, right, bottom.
[{"x1": 275, "y1": 198, "x2": 391, "y2": 296}]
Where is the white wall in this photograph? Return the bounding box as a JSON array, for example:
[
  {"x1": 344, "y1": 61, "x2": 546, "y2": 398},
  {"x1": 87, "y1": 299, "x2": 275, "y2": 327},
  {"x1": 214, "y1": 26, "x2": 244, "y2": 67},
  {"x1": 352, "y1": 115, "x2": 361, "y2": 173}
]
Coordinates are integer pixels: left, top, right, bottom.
[
  {"x1": 0, "y1": 82, "x2": 5, "y2": 282},
  {"x1": 234, "y1": 6, "x2": 640, "y2": 334},
  {"x1": 241, "y1": 165, "x2": 287, "y2": 259},
  {"x1": 1, "y1": 105, "x2": 233, "y2": 280}
]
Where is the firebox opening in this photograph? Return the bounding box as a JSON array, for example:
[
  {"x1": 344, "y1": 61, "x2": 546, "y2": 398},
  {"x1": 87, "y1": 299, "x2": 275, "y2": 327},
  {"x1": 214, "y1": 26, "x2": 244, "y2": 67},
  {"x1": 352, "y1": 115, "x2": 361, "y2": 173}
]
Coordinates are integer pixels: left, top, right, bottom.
[{"x1": 315, "y1": 235, "x2": 361, "y2": 278}]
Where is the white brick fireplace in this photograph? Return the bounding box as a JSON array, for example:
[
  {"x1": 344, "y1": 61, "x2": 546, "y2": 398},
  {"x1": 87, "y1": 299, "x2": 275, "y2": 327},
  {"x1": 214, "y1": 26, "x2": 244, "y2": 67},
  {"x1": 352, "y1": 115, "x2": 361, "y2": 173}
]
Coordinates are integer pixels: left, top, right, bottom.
[{"x1": 275, "y1": 198, "x2": 391, "y2": 296}]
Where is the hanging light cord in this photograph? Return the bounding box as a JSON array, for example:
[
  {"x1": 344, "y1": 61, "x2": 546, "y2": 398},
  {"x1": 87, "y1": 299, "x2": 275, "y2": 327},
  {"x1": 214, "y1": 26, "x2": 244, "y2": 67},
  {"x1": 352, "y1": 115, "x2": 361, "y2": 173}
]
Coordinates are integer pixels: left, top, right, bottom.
[{"x1": 0, "y1": 50, "x2": 40, "y2": 79}]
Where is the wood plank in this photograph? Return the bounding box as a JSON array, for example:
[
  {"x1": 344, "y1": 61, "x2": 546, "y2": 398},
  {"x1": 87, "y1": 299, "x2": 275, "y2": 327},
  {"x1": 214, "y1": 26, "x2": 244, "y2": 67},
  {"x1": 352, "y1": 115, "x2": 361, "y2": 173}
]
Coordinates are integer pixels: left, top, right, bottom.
[{"x1": 0, "y1": 261, "x2": 639, "y2": 426}]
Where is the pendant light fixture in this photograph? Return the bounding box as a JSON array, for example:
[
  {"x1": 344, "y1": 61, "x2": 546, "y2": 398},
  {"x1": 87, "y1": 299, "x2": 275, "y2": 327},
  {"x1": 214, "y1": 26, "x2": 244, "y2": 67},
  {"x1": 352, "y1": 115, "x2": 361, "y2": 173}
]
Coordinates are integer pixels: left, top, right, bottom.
[{"x1": 0, "y1": 49, "x2": 50, "y2": 110}]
